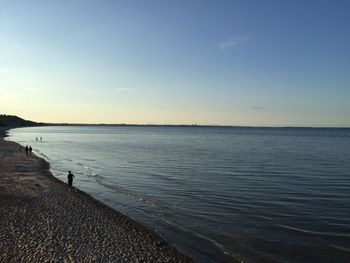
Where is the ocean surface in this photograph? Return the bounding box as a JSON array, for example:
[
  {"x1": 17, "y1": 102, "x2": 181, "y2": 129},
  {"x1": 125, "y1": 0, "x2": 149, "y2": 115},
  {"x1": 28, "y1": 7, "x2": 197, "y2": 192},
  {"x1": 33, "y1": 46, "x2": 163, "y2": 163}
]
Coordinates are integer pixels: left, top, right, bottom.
[{"x1": 8, "y1": 126, "x2": 350, "y2": 263}]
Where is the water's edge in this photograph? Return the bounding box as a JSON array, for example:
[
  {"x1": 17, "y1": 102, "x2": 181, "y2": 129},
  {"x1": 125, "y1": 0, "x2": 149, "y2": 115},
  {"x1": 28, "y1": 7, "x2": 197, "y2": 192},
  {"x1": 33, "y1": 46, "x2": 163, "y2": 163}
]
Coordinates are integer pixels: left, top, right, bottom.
[
  {"x1": 3, "y1": 128, "x2": 196, "y2": 262},
  {"x1": 8, "y1": 125, "x2": 350, "y2": 263}
]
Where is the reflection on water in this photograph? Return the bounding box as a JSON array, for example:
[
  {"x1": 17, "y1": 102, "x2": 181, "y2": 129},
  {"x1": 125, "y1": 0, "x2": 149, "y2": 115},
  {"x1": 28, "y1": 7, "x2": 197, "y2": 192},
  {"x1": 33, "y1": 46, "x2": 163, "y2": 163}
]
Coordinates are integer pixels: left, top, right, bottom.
[{"x1": 9, "y1": 126, "x2": 350, "y2": 263}]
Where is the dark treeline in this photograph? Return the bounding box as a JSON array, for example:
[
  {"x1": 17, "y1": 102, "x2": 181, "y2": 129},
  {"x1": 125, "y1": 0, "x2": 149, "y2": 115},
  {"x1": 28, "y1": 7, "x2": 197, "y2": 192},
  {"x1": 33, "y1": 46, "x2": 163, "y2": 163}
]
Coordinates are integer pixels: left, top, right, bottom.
[
  {"x1": 0, "y1": 114, "x2": 43, "y2": 127},
  {"x1": 1, "y1": 114, "x2": 348, "y2": 129}
]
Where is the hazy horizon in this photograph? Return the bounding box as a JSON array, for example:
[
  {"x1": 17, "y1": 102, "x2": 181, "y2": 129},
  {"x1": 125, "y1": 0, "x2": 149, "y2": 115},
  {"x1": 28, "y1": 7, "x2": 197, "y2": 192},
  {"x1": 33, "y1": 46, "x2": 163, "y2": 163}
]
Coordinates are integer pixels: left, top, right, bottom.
[
  {"x1": 7, "y1": 116, "x2": 350, "y2": 128},
  {"x1": 1, "y1": 0, "x2": 350, "y2": 126}
]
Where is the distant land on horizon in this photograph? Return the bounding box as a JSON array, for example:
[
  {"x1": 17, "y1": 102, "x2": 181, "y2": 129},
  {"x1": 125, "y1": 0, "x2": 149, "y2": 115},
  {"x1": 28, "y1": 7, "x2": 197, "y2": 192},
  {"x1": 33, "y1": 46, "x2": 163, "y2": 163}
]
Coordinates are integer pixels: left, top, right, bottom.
[
  {"x1": 0, "y1": 114, "x2": 43, "y2": 127},
  {"x1": 1, "y1": 114, "x2": 349, "y2": 129}
]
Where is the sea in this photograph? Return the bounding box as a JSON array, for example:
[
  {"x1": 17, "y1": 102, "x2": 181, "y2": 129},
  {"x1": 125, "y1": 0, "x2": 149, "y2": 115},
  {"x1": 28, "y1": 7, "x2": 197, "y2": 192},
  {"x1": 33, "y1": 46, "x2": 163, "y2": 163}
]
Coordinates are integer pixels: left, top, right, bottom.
[{"x1": 7, "y1": 126, "x2": 350, "y2": 263}]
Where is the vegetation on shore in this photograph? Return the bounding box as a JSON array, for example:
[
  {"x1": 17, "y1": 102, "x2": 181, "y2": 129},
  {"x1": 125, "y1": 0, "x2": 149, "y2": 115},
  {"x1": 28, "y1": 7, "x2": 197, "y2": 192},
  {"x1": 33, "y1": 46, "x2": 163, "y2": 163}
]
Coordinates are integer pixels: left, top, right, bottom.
[
  {"x1": 2, "y1": 114, "x2": 348, "y2": 129},
  {"x1": 0, "y1": 114, "x2": 41, "y2": 127}
]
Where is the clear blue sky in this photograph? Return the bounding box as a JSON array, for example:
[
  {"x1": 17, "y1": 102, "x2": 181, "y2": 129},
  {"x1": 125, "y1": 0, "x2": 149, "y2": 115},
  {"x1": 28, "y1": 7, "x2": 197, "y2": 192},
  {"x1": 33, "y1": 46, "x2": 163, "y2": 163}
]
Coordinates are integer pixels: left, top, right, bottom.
[{"x1": 1, "y1": 0, "x2": 349, "y2": 126}]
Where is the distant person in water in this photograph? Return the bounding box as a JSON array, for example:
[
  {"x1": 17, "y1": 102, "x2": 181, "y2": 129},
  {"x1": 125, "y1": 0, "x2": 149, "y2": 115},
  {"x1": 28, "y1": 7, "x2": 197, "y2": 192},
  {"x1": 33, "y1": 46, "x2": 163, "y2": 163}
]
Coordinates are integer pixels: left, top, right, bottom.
[
  {"x1": 29, "y1": 146, "x2": 32, "y2": 155},
  {"x1": 25, "y1": 145, "x2": 29, "y2": 156},
  {"x1": 67, "y1": 171, "x2": 75, "y2": 187},
  {"x1": 40, "y1": 137, "x2": 42, "y2": 142}
]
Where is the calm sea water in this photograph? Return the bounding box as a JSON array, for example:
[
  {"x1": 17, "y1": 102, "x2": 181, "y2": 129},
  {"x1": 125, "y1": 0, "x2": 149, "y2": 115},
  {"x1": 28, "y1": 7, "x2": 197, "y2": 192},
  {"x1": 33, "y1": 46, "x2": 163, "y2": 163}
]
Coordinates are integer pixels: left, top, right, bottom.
[{"x1": 8, "y1": 126, "x2": 350, "y2": 263}]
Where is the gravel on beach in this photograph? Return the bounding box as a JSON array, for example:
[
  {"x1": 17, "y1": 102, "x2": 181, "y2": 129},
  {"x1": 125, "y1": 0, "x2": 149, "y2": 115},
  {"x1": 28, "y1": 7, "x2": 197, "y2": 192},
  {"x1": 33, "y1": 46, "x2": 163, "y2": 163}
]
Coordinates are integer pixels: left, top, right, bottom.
[{"x1": 0, "y1": 132, "x2": 193, "y2": 263}]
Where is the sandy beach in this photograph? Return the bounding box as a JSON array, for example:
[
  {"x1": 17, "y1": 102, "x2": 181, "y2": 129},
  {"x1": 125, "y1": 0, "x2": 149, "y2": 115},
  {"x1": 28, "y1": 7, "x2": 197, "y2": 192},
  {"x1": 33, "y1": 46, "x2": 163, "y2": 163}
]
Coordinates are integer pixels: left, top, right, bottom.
[{"x1": 0, "y1": 128, "x2": 193, "y2": 262}]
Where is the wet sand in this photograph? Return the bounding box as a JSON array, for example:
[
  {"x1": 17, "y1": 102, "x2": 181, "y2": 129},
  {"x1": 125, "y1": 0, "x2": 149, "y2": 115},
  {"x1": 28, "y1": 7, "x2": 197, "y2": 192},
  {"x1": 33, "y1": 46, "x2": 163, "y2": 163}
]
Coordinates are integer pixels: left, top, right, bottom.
[{"x1": 0, "y1": 128, "x2": 193, "y2": 262}]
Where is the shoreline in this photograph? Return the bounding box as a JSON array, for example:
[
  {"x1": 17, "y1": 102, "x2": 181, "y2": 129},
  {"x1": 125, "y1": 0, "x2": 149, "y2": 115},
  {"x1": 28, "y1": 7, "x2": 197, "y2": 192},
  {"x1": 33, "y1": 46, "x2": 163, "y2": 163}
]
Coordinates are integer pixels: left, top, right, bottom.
[{"x1": 0, "y1": 128, "x2": 193, "y2": 262}]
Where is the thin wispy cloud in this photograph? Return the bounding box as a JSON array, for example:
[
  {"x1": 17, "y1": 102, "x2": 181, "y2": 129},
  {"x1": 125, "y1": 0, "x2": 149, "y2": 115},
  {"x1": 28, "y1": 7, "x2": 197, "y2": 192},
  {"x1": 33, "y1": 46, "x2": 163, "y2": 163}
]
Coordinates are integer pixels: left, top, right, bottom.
[
  {"x1": 114, "y1": 88, "x2": 140, "y2": 93},
  {"x1": 218, "y1": 36, "x2": 250, "y2": 50},
  {"x1": 24, "y1": 87, "x2": 39, "y2": 93},
  {"x1": 10, "y1": 42, "x2": 25, "y2": 50},
  {"x1": 251, "y1": 106, "x2": 263, "y2": 110},
  {"x1": 0, "y1": 69, "x2": 9, "y2": 74},
  {"x1": 5, "y1": 41, "x2": 27, "y2": 53}
]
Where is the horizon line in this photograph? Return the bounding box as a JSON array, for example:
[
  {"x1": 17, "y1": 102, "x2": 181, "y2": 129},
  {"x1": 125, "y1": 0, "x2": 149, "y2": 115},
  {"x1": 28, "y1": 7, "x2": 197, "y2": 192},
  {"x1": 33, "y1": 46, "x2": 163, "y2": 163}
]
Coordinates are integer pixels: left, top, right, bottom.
[{"x1": 29, "y1": 122, "x2": 350, "y2": 129}]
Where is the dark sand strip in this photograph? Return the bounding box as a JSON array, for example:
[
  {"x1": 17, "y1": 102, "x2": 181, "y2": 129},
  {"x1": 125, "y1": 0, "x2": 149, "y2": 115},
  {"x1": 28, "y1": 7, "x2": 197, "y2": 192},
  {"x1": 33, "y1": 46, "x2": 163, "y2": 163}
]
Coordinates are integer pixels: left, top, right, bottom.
[{"x1": 0, "y1": 129, "x2": 193, "y2": 262}]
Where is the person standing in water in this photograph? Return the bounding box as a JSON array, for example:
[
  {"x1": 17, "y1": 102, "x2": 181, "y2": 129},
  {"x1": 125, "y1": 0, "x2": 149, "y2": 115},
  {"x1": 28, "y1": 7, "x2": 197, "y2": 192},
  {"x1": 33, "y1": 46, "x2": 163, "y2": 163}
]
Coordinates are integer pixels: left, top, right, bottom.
[{"x1": 67, "y1": 171, "x2": 75, "y2": 187}]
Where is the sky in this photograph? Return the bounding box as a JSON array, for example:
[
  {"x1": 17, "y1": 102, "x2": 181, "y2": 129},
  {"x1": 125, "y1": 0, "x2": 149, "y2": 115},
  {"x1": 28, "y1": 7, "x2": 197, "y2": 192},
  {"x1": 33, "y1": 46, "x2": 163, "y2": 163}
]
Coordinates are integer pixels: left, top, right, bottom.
[{"x1": 1, "y1": 0, "x2": 350, "y2": 126}]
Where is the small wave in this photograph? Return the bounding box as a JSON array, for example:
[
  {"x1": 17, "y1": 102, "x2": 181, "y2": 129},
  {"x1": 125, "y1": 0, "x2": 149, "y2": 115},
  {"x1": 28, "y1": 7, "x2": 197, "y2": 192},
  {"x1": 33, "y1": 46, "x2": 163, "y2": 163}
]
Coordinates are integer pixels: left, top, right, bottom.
[
  {"x1": 93, "y1": 179, "x2": 160, "y2": 208},
  {"x1": 277, "y1": 224, "x2": 350, "y2": 241},
  {"x1": 278, "y1": 224, "x2": 318, "y2": 236},
  {"x1": 33, "y1": 150, "x2": 51, "y2": 162},
  {"x1": 328, "y1": 244, "x2": 350, "y2": 256},
  {"x1": 69, "y1": 160, "x2": 97, "y2": 178},
  {"x1": 160, "y1": 217, "x2": 243, "y2": 263}
]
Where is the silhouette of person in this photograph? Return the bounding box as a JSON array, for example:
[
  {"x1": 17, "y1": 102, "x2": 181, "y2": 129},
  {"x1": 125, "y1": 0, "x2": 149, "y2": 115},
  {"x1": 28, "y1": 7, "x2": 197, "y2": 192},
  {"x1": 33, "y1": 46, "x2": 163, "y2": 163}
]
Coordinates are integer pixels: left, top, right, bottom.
[
  {"x1": 67, "y1": 171, "x2": 75, "y2": 187},
  {"x1": 25, "y1": 145, "x2": 29, "y2": 156},
  {"x1": 29, "y1": 146, "x2": 32, "y2": 155}
]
